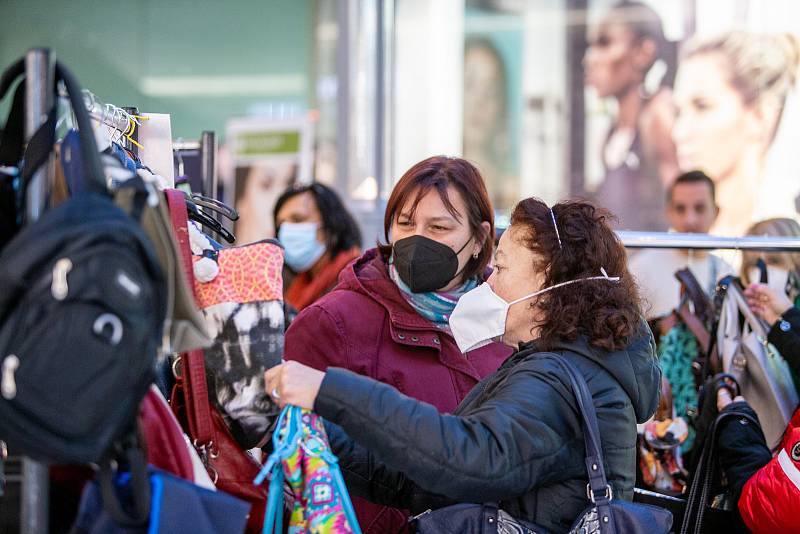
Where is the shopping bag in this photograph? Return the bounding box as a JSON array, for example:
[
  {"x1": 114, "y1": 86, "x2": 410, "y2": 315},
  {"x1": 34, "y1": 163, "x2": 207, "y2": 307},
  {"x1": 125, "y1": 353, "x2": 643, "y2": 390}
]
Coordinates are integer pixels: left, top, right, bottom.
[{"x1": 255, "y1": 406, "x2": 362, "y2": 534}]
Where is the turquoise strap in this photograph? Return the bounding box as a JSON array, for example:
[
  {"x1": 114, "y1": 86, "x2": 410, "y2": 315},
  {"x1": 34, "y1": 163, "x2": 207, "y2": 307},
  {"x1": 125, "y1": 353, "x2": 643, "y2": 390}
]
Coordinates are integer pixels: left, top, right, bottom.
[
  {"x1": 323, "y1": 450, "x2": 363, "y2": 534},
  {"x1": 257, "y1": 406, "x2": 300, "y2": 533},
  {"x1": 257, "y1": 406, "x2": 363, "y2": 534}
]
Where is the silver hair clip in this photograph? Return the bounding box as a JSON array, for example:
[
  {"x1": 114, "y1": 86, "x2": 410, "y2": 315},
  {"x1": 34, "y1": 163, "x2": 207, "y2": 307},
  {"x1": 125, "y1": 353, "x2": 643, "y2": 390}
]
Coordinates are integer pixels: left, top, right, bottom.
[{"x1": 550, "y1": 208, "x2": 562, "y2": 249}]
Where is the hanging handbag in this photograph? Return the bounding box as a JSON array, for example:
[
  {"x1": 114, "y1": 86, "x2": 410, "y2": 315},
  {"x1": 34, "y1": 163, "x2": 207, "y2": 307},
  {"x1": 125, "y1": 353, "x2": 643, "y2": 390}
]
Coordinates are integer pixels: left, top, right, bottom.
[
  {"x1": 70, "y1": 467, "x2": 250, "y2": 534},
  {"x1": 411, "y1": 354, "x2": 673, "y2": 534},
  {"x1": 189, "y1": 223, "x2": 285, "y2": 449},
  {"x1": 255, "y1": 405, "x2": 361, "y2": 534},
  {"x1": 679, "y1": 386, "x2": 757, "y2": 534},
  {"x1": 138, "y1": 385, "x2": 218, "y2": 487},
  {"x1": 637, "y1": 376, "x2": 689, "y2": 495},
  {"x1": 716, "y1": 276, "x2": 798, "y2": 448},
  {"x1": 165, "y1": 188, "x2": 268, "y2": 534},
  {"x1": 114, "y1": 177, "x2": 211, "y2": 355},
  {"x1": 637, "y1": 269, "x2": 711, "y2": 496}
]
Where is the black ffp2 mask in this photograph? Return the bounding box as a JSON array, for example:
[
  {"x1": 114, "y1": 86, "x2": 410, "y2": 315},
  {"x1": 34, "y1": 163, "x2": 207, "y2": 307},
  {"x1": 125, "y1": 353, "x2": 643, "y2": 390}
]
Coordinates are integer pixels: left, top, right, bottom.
[{"x1": 392, "y1": 235, "x2": 472, "y2": 293}]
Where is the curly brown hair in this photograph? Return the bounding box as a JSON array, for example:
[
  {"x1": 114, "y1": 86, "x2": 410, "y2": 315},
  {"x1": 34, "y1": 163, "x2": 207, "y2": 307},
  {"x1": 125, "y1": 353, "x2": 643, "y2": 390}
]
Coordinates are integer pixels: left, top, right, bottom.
[{"x1": 510, "y1": 198, "x2": 642, "y2": 351}]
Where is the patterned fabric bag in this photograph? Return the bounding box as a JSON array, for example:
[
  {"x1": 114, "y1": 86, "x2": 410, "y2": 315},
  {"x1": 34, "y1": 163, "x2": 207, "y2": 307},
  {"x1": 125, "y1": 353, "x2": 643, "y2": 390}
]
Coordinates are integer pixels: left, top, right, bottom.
[
  {"x1": 255, "y1": 406, "x2": 361, "y2": 534},
  {"x1": 191, "y1": 232, "x2": 285, "y2": 449},
  {"x1": 637, "y1": 375, "x2": 689, "y2": 495},
  {"x1": 657, "y1": 323, "x2": 698, "y2": 448}
]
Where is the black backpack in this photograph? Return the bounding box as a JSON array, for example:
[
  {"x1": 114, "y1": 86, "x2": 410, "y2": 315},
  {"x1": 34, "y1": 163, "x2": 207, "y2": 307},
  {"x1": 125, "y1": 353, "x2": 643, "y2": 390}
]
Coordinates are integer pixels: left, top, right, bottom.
[{"x1": 0, "y1": 57, "x2": 166, "y2": 476}]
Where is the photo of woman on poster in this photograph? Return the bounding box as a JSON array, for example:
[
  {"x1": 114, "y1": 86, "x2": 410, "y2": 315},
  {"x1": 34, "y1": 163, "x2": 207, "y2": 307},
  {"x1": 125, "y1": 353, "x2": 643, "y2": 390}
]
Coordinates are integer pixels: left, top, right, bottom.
[
  {"x1": 463, "y1": 37, "x2": 516, "y2": 213},
  {"x1": 234, "y1": 163, "x2": 297, "y2": 244},
  {"x1": 673, "y1": 30, "x2": 800, "y2": 236},
  {"x1": 584, "y1": 1, "x2": 679, "y2": 231}
]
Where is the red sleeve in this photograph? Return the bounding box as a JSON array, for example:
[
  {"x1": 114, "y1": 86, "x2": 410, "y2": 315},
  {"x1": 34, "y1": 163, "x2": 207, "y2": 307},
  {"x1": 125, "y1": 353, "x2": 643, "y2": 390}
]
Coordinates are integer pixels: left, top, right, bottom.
[
  {"x1": 284, "y1": 303, "x2": 349, "y2": 372},
  {"x1": 739, "y1": 424, "x2": 800, "y2": 533}
]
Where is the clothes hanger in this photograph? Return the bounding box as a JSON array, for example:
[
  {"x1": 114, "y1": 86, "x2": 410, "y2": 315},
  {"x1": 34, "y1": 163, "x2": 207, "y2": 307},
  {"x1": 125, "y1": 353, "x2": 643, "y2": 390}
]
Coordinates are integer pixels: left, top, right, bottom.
[
  {"x1": 185, "y1": 199, "x2": 236, "y2": 243},
  {"x1": 189, "y1": 193, "x2": 239, "y2": 221}
]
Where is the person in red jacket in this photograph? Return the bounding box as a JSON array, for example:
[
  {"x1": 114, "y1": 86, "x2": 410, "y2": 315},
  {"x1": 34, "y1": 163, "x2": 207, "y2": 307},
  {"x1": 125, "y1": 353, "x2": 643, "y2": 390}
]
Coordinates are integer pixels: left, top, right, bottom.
[
  {"x1": 738, "y1": 407, "x2": 800, "y2": 533},
  {"x1": 713, "y1": 280, "x2": 800, "y2": 533},
  {"x1": 282, "y1": 156, "x2": 512, "y2": 533}
]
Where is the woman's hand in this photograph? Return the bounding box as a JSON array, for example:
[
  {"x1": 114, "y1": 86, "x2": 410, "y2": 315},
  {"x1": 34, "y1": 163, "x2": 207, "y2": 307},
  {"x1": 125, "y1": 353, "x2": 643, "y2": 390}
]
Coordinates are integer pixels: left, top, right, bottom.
[
  {"x1": 744, "y1": 283, "x2": 793, "y2": 326},
  {"x1": 716, "y1": 388, "x2": 745, "y2": 411},
  {"x1": 264, "y1": 361, "x2": 325, "y2": 410}
]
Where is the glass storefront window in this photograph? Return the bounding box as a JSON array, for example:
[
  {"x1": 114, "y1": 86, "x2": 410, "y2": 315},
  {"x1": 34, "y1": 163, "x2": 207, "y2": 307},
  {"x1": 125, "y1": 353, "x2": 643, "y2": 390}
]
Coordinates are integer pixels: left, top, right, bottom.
[{"x1": 393, "y1": 0, "x2": 800, "y2": 233}]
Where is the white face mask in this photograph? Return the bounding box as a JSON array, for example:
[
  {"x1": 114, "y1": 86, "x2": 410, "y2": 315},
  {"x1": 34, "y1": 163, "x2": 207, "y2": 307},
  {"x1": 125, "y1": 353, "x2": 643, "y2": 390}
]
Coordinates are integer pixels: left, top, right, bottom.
[
  {"x1": 449, "y1": 269, "x2": 620, "y2": 353},
  {"x1": 748, "y1": 265, "x2": 792, "y2": 297}
]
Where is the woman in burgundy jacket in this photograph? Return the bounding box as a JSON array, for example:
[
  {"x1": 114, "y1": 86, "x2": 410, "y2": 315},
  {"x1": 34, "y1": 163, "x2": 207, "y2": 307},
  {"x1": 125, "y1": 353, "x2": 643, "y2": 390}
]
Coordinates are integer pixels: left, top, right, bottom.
[{"x1": 283, "y1": 156, "x2": 512, "y2": 533}]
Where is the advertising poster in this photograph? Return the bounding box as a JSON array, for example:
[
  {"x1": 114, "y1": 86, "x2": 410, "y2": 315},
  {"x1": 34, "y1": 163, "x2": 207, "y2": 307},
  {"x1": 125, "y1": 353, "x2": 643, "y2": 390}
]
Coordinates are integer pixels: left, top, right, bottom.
[
  {"x1": 225, "y1": 117, "x2": 314, "y2": 244},
  {"x1": 459, "y1": 0, "x2": 800, "y2": 235},
  {"x1": 582, "y1": 0, "x2": 800, "y2": 235}
]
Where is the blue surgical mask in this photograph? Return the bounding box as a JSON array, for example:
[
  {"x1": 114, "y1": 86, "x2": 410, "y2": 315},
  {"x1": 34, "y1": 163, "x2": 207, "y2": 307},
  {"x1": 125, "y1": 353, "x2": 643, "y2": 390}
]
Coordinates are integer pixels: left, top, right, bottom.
[{"x1": 278, "y1": 222, "x2": 326, "y2": 273}]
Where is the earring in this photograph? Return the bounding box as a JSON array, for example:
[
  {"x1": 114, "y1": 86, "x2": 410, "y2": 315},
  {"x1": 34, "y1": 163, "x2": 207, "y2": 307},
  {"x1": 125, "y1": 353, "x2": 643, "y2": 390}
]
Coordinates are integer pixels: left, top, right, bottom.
[{"x1": 472, "y1": 251, "x2": 479, "y2": 259}]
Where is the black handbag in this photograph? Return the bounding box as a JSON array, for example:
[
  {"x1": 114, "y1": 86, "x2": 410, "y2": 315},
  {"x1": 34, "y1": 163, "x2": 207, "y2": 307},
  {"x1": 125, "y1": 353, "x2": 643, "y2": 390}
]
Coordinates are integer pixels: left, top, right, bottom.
[
  {"x1": 412, "y1": 354, "x2": 673, "y2": 534},
  {"x1": 679, "y1": 390, "x2": 756, "y2": 534}
]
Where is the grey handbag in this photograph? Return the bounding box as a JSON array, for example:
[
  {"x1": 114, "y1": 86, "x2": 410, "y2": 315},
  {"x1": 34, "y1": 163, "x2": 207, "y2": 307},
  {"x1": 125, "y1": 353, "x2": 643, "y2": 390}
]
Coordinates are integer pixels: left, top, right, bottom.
[{"x1": 716, "y1": 277, "x2": 798, "y2": 448}]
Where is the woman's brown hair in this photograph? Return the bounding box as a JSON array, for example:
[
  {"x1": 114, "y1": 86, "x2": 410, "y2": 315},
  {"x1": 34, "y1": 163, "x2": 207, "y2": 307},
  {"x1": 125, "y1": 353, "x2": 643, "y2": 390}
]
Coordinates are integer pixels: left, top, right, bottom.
[
  {"x1": 381, "y1": 156, "x2": 494, "y2": 280},
  {"x1": 510, "y1": 198, "x2": 642, "y2": 351}
]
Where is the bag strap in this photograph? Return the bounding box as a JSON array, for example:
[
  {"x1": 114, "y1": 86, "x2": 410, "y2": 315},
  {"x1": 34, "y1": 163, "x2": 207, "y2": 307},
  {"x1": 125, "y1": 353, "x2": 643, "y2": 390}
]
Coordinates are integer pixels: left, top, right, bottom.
[
  {"x1": 323, "y1": 441, "x2": 363, "y2": 533},
  {"x1": 54, "y1": 62, "x2": 106, "y2": 193},
  {"x1": 256, "y1": 406, "x2": 362, "y2": 534},
  {"x1": 165, "y1": 188, "x2": 215, "y2": 447},
  {"x1": 700, "y1": 276, "x2": 739, "y2": 381},
  {"x1": 97, "y1": 434, "x2": 151, "y2": 527},
  {"x1": 548, "y1": 354, "x2": 616, "y2": 534},
  {"x1": 0, "y1": 77, "x2": 25, "y2": 167},
  {"x1": 680, "y1": 407, "x2": 761, "y2": 534},
  {"x1": 256, "y1": 406, "x2": 300, "y2": 534},
  {"x1": 727, "y1": 279, "x2": 770, "y2": 339},
  {"x1": 678, "y1": 304, "x2": 711, "y2": 354},
  {"x1": 675, "y1": 268, "x2": 714, "y2": 327},
  {"x1": 674, "y1": 268, "x2": 715, "y2": 382},
  {"x1": 0, "y1": 57, "x2": 106, "y2": 195}
]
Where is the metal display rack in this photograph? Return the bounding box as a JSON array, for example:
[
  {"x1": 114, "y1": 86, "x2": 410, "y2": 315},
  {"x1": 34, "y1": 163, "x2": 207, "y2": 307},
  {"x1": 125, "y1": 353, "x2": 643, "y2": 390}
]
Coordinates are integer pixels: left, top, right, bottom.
[{"x1": 617, "y1": 231, "x2": 800, "y2": 252}]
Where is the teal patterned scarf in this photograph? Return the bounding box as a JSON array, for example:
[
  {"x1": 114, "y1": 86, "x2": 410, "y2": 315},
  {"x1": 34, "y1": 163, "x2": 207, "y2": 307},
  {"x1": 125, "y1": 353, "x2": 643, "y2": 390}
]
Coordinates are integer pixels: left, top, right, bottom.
[{"x1": 389, "y1": 263, "x2": 478, "y2": 330}]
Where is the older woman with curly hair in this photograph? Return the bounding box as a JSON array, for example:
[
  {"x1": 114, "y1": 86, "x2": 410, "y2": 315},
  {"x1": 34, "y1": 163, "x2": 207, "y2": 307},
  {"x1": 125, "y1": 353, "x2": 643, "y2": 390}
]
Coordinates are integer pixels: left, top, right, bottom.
[{"x1": 266, "y1": 198, "x2": 661, "y2": 533}]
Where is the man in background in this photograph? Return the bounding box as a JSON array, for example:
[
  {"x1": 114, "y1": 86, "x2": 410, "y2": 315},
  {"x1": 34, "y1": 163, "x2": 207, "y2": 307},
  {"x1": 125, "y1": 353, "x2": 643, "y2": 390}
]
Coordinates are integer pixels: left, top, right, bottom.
[{"x1": 629, "y1": 170, "x2": 733, "y2": 319}]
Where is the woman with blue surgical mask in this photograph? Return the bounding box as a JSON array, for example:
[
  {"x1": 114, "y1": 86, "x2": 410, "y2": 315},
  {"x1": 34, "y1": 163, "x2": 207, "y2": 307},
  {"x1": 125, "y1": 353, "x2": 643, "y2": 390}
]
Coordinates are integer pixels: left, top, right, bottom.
[
  {"x1": 274, "y1": 183, "x2": 362, "y2": 311},
  {"x1": 267, "y1": 198, "x2": 661, "y2": 532}
]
